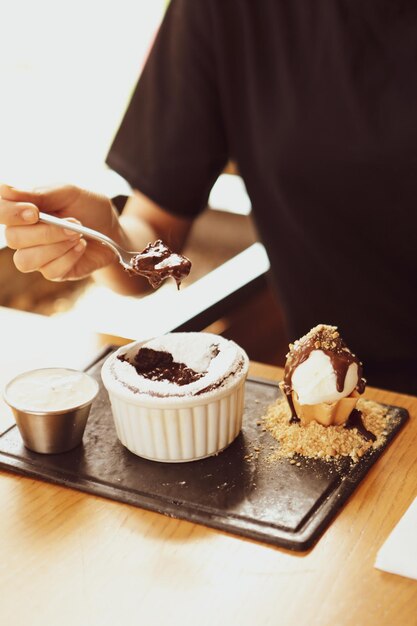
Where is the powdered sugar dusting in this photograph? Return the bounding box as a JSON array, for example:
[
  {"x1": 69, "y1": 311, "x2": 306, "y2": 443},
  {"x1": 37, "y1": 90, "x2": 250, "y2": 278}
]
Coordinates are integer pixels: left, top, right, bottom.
[
  {"x1": 144, "y1": 333, "x2": 218, "y2": 373},
  {"x1": 109, "y1": 332, "x2": 248, "y2": 398}
]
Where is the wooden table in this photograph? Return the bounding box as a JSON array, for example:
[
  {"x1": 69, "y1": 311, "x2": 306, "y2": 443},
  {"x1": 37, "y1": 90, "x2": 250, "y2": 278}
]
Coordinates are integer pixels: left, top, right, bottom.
[{"x1": 0, "y1": 307, "x2": 416, "y2": 626}]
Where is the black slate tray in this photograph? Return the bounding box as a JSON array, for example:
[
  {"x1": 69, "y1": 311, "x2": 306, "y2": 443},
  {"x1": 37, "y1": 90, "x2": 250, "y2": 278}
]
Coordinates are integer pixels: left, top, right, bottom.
[{"x1": 0, "y1": 349, "x2": 409, "y2": 551}]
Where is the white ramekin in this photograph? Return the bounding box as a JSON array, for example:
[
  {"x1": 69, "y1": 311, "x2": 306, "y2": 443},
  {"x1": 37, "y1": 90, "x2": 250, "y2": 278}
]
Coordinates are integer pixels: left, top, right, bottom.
[{"x1": 101, "y1": 340, "x2": 249, "y2": 462}]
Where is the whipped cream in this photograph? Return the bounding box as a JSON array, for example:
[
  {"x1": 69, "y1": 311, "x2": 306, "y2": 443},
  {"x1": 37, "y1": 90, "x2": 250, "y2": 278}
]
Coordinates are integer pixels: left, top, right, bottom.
[
  {"x1": 108, "y1": 333, "x2": 248, "y2": 398},
  {"x1": 5, "y1": 368, "x2": 98, "y2": 412}
]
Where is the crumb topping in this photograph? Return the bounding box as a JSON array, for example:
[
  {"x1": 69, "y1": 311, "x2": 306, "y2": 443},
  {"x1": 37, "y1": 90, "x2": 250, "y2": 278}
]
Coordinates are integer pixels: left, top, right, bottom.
[
  {"x1": 260, "y1": 396, "x2": 390, "y2": 463},
  {"x1": 287, "y1": 324, "x2": 352, "y2": 360}
]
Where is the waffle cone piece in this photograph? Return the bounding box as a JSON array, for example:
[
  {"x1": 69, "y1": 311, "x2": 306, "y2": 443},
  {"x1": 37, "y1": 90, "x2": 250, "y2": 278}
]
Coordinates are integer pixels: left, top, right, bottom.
[{"x1": 292, "y1": 389, "x2": 360, "y2": 427}]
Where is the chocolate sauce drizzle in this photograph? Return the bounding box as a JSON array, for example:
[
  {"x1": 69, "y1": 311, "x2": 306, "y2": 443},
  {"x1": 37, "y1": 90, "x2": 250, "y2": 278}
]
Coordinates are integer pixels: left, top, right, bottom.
[
  {"x1": 289, "y1": 413, "x2": 300, "y2": 425},
  {"x1": 345, "y1": 408, "x2": 376, "y2": 442},
  {"x1": 128, "y1": 240, "x2": 191, "y2": 289},
  {"x1": 282, "y1": 324, "x2": 366, "y2": 423}
]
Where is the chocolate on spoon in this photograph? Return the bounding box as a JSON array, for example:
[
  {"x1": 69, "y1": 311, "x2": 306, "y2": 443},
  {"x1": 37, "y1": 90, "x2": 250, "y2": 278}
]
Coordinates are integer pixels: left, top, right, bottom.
[{"x1": 128, "y1": 240, "x2": 192, "y2": 289}]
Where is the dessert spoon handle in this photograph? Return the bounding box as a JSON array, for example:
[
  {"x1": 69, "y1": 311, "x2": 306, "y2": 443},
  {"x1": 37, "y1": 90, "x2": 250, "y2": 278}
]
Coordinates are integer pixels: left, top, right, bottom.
[{"x1": 38, "y1": 212, "x2": 129, "y2": 267}]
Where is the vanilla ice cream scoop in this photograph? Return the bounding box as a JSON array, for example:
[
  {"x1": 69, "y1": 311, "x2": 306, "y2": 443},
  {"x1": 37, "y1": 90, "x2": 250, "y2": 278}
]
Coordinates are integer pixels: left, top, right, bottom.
[
  {"x1": 291, "y1": 350, "x2": 359, "y2": 404},
  {"x1": 281, "y1": 324, "x2": 366, "y2": 426}
]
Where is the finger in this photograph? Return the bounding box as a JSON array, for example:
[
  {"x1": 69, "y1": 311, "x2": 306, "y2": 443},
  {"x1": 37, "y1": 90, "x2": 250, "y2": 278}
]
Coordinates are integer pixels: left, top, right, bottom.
[
  {"x1": 5, "y1": 221, "x2": 81, "y2": 250},
  {"x1": 38, "y1": 239, "x2": 88, "y2": 281},
  {"x1": 0, "y1": 183, "x2": 79, "y2": 212},
  {"x1": 0, "y1": 184, "x2": 43, "y2": 206},
  {"x1": 13, "y1": 238, "x2": 86, "y2": 274},
  {"x1": 0, "y1": 198, "x2": 39, "y2": 225}
]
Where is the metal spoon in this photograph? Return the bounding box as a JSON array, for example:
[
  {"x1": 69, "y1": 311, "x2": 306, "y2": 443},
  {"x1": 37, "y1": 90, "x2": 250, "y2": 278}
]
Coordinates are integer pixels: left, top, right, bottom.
[
  {"x1": 39, "y1": 211, "x2": 139, "y2": 271},
  {"x1": 38, "y1": 212, "x2": 192, "y2": 288}
]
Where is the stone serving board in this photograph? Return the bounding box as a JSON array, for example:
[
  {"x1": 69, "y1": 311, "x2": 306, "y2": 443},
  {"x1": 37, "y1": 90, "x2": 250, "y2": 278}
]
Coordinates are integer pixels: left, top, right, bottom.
[{"x1": 0, "y1": 348, "x2": 409, "y2": 551}]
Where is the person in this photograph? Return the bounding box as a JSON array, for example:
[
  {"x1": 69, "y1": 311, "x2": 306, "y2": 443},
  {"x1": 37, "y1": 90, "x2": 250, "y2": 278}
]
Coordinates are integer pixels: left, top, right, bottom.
[{"x1": 1, "y1": 0, "x2": 416, "y2": 394}]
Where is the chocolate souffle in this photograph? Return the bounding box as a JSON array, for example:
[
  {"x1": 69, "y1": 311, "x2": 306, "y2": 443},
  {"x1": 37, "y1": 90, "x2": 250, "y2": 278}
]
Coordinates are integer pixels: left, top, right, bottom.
[
  {"x1": 127, "y1": 240, "x2": 191, "y2": 289},
  {"x1": 101, "y1": 333, "x2": 249, "y2": 462}
]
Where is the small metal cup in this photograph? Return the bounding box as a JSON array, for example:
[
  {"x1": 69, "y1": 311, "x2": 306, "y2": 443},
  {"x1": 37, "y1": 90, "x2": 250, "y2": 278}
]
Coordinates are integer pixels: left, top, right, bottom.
[{"x1": 4, "y1": 369, "x2": 99, "y2": 454}]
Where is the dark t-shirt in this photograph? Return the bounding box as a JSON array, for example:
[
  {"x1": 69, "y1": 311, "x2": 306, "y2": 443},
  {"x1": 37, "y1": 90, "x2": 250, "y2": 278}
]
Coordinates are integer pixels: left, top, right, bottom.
[{"x1": 107, "y1": 0, "x2": 417, "y2": 393}]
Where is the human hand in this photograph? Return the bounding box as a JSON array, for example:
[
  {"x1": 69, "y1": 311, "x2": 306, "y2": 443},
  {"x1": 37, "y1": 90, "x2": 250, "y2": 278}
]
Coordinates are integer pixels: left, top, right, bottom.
[{"x1": 0, "y1": 184, "x2": 120, "y2": 281}]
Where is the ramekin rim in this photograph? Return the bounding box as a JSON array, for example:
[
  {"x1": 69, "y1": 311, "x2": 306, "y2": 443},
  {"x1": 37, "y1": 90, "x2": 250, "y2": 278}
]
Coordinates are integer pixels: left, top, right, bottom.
[{"x1": 100, "y1": 339, "x2": 249, "y2": 408}]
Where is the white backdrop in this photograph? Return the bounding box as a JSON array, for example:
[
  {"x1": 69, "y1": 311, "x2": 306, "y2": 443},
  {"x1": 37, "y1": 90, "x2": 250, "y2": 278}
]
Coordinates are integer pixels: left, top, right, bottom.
[{"x1": 0, "y1": 0, "x2": 165, "y2": 190}]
